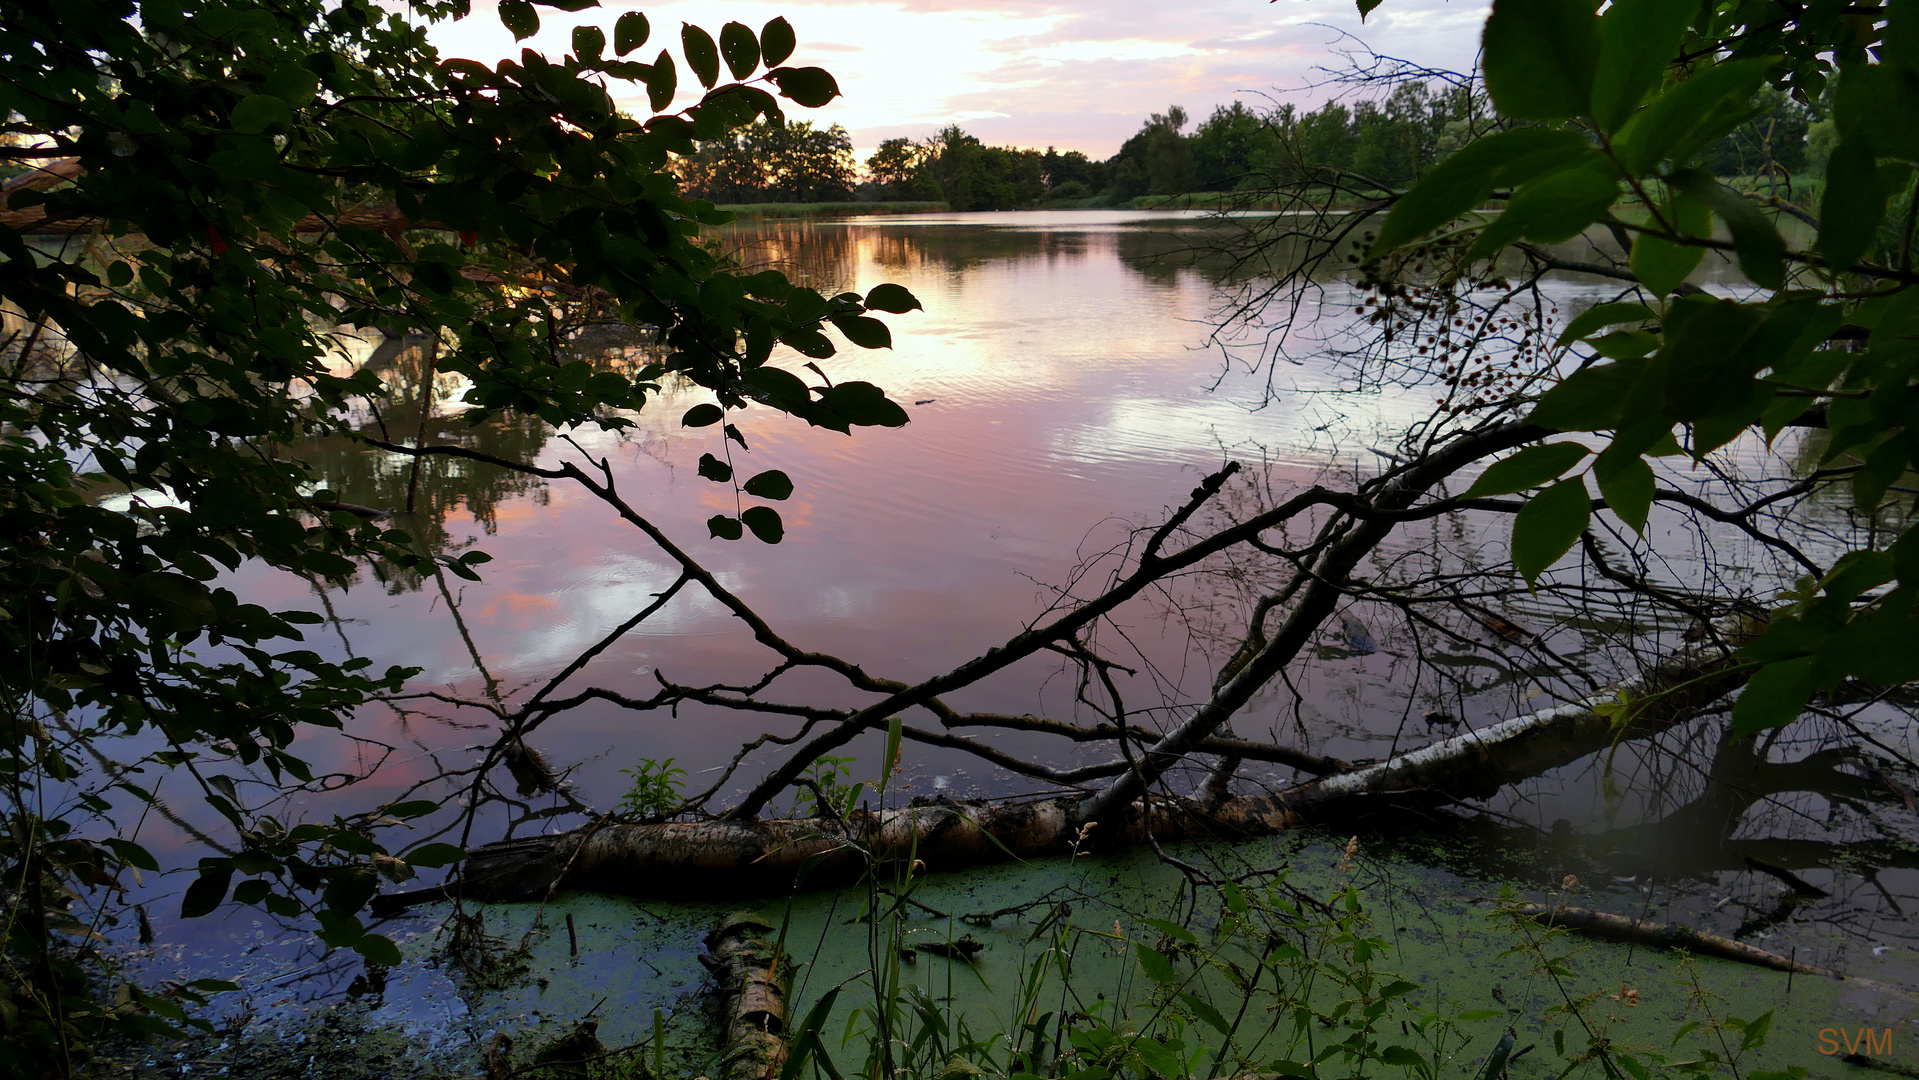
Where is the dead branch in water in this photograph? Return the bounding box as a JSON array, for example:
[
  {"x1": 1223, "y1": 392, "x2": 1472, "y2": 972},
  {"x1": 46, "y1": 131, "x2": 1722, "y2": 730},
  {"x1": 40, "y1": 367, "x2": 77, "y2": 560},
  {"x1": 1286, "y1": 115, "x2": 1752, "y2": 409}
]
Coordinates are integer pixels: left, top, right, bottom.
[{"x1": 1510, "y1": 901, "x2": 1836, "y2": 975}]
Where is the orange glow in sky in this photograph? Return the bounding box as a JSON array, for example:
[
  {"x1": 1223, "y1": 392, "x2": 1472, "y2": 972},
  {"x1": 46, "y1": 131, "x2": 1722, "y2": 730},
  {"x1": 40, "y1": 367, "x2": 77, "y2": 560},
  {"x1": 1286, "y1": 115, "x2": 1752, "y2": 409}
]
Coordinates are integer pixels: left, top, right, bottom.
[{"x1": 423, "y1": 0, "x2": 1488, "y2": 162}]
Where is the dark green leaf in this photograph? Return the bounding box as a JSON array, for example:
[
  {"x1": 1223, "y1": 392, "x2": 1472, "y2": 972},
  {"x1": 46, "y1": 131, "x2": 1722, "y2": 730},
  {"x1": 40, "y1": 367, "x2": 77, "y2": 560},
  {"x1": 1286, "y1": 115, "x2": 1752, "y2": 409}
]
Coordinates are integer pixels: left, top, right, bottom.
[
  {"x1": 1529, "y1": 359, "x2": 1646, "y2": 431},
  {"x1": 760, "y1": 17, "x2": 796, "y2": 67},
  {"x1": 180, "y1": 869, "x2": 233, "y2": 918},
  {"x1": 780, "y1": 327, "x2": 836, "y2": 358},
  {"x1": 864, "y1": 282, "x2": 923, "y2": 313},
  {"x1": 1766, "y1": 347, "x2": 1851, "y2": 393},
  {"x1": 743, "y1": 469, "x2": 794, "y2": 500},
  {"x1": 498, "y1": 0, "x2": 539, "y2": 41},
  {"x1": 1462, "y1": 442, "x2": 1592, "y2": 498},
  {"x1": 831, "y1": 314, "x2": 891, "y2": 349},
  {"x1": 708, "y1": 514, "x2": 744, "y2": 540},
  {"x1": 697, "y1": 453, "x2": 733, "y2": 482},
  {"x1": 881, "y1": 715, "x2": 902, "y2": 792},
  {"x1": 264, "y1": 64, "x2": 321, "y2": 106},
  {"x1": 230, "y1": 95, "x2": 293, "y2": 134},
  {"x1": 1594, "y1": 446, "x2": 1655, "y2": 534},
  {"x1": 232, "y1": 879, "x2": 271, "y2": 906},
  {"x1": 719, "y1": 22, "x2": 759, "y2": 81},
  {"x1": 1467, "y1": 157, "x2": 1620, "y2": 259},
  {"x1": 1512, "y1": 479, "x2": 1591, "y2": 586},
  {"x1": 1357, "y1": 0, "x2": 1383, "y2": 16},
  {"x1": 1670, "y1": 169, "x2": 1785, "y2": 290},
  {"x1": 1136, "y1": 942, "x2": 1178, "y2": 985},
  {"x1": 571, "y1": 25, "x2": 604, "y2": 60},
  {"x1": 316, "y1": 908, "x2": 365, "y2": 947},
  {"x1": 1589, "y1": 330, "x2": 1660, "y2": 359},
  {"x1": 767, "y1": 67, "x2": 841, "y2": 107},
  {"x1": 1180, "y1": 992, "x2": 1233, "y2": 1035},
  {"x1": 1372, "y1": 128, "x2": 1590, "y2": 254},
  {"x1": 383, "y1": 800, "x2": 439, "y2": 819},
  {"x1": 1481, "y1": 0, "x2": 1601, "y2": 121},
  {"x1": 1629, "y1": 230, "x2": 1706, "y2": 298},
  {"x1": 1837, "y1": 609, "x2": 1919, "y2": 684},
  {"x1": 683, "y1": 403, "x2": 725, "y2": 427},
  {"x1": 648, "y1": 50, "x2": 677, "y2": 113},
  {"x1": 1614, "y1": 59, "x2": 1773, "y2": 174},
  {"x1": 1818, "y1": 139, "x2": 1890, "y2": 273},
  {"x1": 1731, "y1": 656, "x2": 1817, "y2": 735},
  {"x1": 355, "y1": 933, "x2": 403, "y2": 967},
  {"x1": 615, "y1": 11, "x2": 650, "y2": 54},
  {"x1": 816, "y1": 382, "x2": 909, "y2": 427},
  {"x1": 1657, "y1": 297, "x2": 1766, "y2": 420},
  {"x1": 1591, "y1": 0, "x2": 1702, "y2": 131},
  {"x1": 403, "y1": 842, "x2": 466, "y2": 868},
  {"x1": 1853, "y1": 438, "x2": 1908, "y2": 512},
  {"x1": 744, "y1": 365, "x2": 810, "y2": 404},
  {"x1": 136, "y1": 571, "x2": 215, "y2": 622},
  {"x1": 1820, "y1": 550, "x2": 1896, "y2": 604},
  {"x1": 1836, "y1": 63, "x2": 1919, "y2": 162},
  {"x1": 103, "y1": 837, "x2": 160, "y2": 872},
  {"x1": 1689, "y1": 380, "x2": 1775, "y2": 455},
  {"x1": 107, "y1": 261, "x2": 134, "y2": 287},
  {"x1": 1140, "y1": 917, "x2": 1198, "y2": 944},
  {"x1": 682, "y1": 23, "x2": 720, "y2": 89},
  {"x1": 1556, "y1": 302, "x2": 1654, "y2": 347},
  {"x1": 779, "y1": 988, "x2": 842, "y2": 1080},
  {"x1": 741, "y1": 505, "x2": 783, "y2": 543}
]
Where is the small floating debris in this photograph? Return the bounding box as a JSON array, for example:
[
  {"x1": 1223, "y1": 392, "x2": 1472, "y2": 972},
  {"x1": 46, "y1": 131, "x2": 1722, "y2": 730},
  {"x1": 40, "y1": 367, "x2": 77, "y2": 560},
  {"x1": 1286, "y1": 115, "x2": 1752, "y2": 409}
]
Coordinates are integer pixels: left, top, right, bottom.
[
  {"x1": 914, "y1": 398, "x2": 937, "y2": 405},
  {"x1": 1475, "y1": 612, "x2": 1531, "y2": 643},
  {"x1": 915, "y1": 935, "x2": 985, "y2": 961},
  {"x1": 1340, "y1": 612, "x2": 1378, "y2": 655}
]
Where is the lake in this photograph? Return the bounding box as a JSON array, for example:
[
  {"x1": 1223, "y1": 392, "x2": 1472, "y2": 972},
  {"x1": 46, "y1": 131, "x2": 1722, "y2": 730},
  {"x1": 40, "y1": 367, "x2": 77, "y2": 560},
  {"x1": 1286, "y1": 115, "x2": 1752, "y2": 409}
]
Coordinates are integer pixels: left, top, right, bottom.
[{"x1": 101, "y1": 210, "x2": 1919, "y2": 1062}]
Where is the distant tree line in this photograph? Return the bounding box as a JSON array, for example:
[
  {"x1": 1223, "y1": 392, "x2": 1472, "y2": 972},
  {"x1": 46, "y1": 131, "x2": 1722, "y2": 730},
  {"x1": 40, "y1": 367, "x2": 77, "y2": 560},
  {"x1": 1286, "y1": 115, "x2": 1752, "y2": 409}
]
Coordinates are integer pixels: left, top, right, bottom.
[
  {"x1": 671, "y1": 81, "x2": 1830, "y2": 210},
  {"x1": 864, "y1": 83, "x2": 1485, "y2": 210},
  {"x1": 673, "y1": 118, "x2": 859, "y2": 203}
]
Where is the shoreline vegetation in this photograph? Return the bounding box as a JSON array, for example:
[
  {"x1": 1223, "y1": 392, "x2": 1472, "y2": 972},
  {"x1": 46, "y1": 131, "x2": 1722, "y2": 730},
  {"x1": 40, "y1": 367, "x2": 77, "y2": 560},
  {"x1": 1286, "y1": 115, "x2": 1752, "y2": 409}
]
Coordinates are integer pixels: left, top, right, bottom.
[
  {"x1": 715, "y1": 179, "x2": 1820, "y2": 220},
  {"x1": 709, "y1": 194, "x2": 1304, "y2": 218}
]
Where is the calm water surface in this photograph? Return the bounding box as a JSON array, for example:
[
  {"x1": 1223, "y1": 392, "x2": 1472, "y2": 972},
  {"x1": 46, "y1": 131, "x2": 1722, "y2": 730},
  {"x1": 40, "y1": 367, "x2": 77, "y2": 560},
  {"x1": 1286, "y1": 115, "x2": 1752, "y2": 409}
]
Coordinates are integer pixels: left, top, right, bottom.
[{"x1": 104, "y1": 211, "x2": 1919, "y2": 1039}]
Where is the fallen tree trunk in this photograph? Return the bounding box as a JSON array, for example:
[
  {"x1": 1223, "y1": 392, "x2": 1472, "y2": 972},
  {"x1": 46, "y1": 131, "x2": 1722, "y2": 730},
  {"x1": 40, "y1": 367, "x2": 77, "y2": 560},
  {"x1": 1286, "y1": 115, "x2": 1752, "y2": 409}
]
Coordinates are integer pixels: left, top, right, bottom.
[
  {"x1": 704, "y1": 913, "x2": 792, "y2": 1080},
  {"x1": 1280, "y1": 609, "x2": 1766, "y2": 807},
  {"x1": 374, "y1": 792, "x2": 1302, "y2": 912}
]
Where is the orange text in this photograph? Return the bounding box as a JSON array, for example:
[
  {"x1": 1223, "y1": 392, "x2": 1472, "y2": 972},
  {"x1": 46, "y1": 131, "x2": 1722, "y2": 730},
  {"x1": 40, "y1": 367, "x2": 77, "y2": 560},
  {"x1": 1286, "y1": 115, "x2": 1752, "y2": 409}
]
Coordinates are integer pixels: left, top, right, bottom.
[{"x1": 1818, "y1": 1028, "x2": 1894, "y2": 1056}]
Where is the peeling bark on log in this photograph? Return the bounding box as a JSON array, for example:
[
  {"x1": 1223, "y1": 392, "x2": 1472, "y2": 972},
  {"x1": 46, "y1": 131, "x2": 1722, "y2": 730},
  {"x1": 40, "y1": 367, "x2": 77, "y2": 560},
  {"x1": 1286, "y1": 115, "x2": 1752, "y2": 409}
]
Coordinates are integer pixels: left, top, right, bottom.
[
  {"x1": 705, "y1": 913, "x2": 791, "y2": 1080},
  {"x1": 1512, "y1": 902, "x2": 1836, "y2": 976},
  {"x1": 1281, "y1": 611, "x2": 1765, "y2": 808},
  {"x1": 374, "y1": 794, "x2": 1299, "y2": 911}
]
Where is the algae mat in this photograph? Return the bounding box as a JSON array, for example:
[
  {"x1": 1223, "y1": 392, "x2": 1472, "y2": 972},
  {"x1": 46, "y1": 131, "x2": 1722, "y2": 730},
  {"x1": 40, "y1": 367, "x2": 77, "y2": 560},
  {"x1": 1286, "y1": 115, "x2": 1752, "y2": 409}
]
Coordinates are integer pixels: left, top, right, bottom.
[{"x1": 433, "y1": 833, "x2": 1911, "y2": 1077}]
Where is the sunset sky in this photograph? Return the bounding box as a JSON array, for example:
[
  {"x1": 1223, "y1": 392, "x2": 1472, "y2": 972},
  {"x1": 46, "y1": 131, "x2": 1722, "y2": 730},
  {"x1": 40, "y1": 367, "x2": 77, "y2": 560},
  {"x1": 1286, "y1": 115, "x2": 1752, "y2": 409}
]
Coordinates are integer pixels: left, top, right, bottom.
[{"x1": 428, "y1": 0, "x2": 1489, "y2": 164}]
